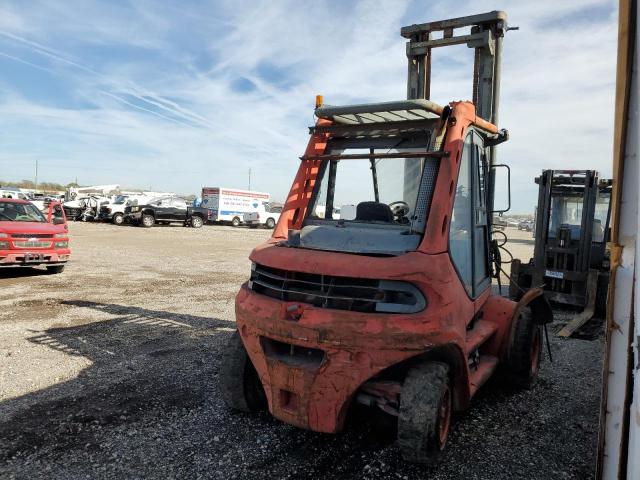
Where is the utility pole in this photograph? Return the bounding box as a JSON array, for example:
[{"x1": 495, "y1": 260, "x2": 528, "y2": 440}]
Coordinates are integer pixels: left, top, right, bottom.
[
  {"x1": 34, "y1": 160, "x2": 38, "y2": 193},
  {"x1": 248, "y1": 168, "x2": 251, "y2": 191}
]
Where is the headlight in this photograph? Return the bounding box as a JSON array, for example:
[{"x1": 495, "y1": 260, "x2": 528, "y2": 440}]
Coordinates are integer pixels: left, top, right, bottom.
[
  {"x1": 54, "y1": 233, "x2": 67, "y2": 238},
  {"x1": 0, "y1": 232, "x2": 7, "y2": 238},
  {"x1": 55, "y1": 241, "x2": 68, "y2": 248},
  {"x1": 0, "y1": 241, "x2": 8, "y2": 249},
  {"x1": 131, "y1": 206, "x2": 140, "y2": 212}
]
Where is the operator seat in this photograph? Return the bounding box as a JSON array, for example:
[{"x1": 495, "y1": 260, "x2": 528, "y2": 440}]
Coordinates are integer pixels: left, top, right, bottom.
[{"x1": 355, "y1": 201, "x2": 394, "y2": 222}]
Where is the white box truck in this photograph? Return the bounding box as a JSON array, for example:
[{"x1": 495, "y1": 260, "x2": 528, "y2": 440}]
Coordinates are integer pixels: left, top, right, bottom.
[{"x1": 201, "y1": 187, "x2": 270, "y2": 226}]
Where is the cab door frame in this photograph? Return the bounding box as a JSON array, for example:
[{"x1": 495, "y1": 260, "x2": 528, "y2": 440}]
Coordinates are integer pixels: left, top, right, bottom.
[{"x1": 448, "y1": 129, "x2": 492, "y2": 299}]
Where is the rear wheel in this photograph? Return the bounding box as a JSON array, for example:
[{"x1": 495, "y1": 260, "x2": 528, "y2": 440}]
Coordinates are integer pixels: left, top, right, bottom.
[
  {"x1": 191, "y1": 215, "x2": 203, "y2": 228},
  {"x1": 506, "y1": 308, "x2": 542, "y2": 389},
  {"x1": 220, "y1": 331, "x2": 267, "y2": 412},
  {"x1": 141, "y1": 214, "x2": 155, "y2": 228},
  {"x1": 231, "y1": 217, "x2": 241, "y2": 227},
  {"x1": 112, "y1": 213, "x2": 124, "y2": 225},
  {"x1": 265, "y1": 217, "x2": 276, "y2": 229},
  {"x1": 398, "y1": 362, "x2": 451, "y2": 464},
  {"x1": 46, "y1": 265, "x2": 65, "y2": 274}
]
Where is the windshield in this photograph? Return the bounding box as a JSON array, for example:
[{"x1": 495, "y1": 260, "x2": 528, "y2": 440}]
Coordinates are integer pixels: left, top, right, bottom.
[
  {"x1": 548, "y1": 195, "x2": 583, "y2": 240},
  {"x1": 308, "y1": 149, "x2": 429, "y2": 228},
  {"x1": 114, "y1": 195, "x2": 128, "y2": 205},
  {"x1": 548, "y1": 191, "x2": 610, "y2": 242},
  {"x1": 0, "y1": 202, "x2": 47, "y2": 222}
]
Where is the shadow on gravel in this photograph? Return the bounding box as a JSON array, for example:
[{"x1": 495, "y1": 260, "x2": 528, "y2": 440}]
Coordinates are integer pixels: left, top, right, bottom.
[
  {"x1": 0, "y1": 300, "x2": 234, "y2": 463},
  {"x1": 0, "y1": 267, "x2": 51, "y2": 279}
]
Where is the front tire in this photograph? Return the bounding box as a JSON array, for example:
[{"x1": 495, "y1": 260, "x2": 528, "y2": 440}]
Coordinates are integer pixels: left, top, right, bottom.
[
  {"x1": 112, "y1": 213, "x2": 124, "y2": 225},
  {"x1": 265, "y1": 217, "x2": 276, "y2": 229},
  {"x1": 506, "y1": 308, "x2": 542, "y2": 389},
  {"x1": 231, "y1": 217, "x2": 241, "y2": 227},
  {"x1": 220, "y1": 331, "x2": 267, "y2": 412},
  {"x1": 191, "y1": 216, "x2": 203, "y2": 228},
  {"x1": 141, "y1": 214, "x2": 155, "y2": 228},
  {"x1": 398, "y1": 362, "x2": 451, "y2": 464},
  {"x1": 46, "y1": 265, "x2": 65, "y2": 274}
]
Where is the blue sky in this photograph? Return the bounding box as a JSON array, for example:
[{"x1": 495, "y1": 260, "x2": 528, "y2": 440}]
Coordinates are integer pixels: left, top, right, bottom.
[{"x1": 0, "y1": 0, "x2": 617, "y2": 213}]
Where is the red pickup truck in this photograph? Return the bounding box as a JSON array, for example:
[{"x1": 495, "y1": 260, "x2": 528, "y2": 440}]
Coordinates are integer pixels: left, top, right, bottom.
[{"x1": 0, "y1": 198, "x2": 70, "y2": 273}]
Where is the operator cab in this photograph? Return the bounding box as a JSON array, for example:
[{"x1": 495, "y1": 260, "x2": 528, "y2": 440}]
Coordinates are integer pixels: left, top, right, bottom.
[{"x1": 285, "y1": 100, "x2": 447, "y2": 256}]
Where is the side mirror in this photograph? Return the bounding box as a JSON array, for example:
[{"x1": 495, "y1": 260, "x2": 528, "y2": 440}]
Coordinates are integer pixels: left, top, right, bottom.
[
  {"x1": 491, "y1": 164, "x2": 511, "y2": 214},
  {"x1": 52, "y1": 217, "x2": 65, "y2": 225}
]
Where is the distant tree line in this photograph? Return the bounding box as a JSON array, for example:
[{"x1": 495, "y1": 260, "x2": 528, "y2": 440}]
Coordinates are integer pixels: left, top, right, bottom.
[{"x1": 0, "y1": 180, "x2": 79, "y2": 191}]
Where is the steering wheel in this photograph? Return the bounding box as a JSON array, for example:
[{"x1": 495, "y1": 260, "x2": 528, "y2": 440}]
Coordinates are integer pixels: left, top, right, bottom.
[{"x1": 389, "y1": 201, "x2": 410, "y2": 221}]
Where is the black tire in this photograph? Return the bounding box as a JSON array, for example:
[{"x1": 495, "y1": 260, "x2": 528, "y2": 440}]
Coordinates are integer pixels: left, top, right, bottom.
[
  {"x1": 46, "y1": 265, "x2": 65, "y2": 274},
  {"x1": 505, "y1": 308, "x2": 541, "y2": 389},
  {"x1": 398, "y1": 362, "x2": 451, "y2": 465},
  {"x1": 220, "y1": 331, "x2": 267, "y2": 412},
  {"x1": 112, "y1": 213, "x2": 124, "y2": 225},
  {"x1": 191, "y1": 215, "x2": 203, "y2": 228},
  {"x1": 231, "y1": 217, "x2": 241, "y2": 227},
  {"x1": 141, "y1": 214, "x2": 155, "y2": 228},
  {"x1": 265, "y1": 217, "x2": 276, "y2": 229}
]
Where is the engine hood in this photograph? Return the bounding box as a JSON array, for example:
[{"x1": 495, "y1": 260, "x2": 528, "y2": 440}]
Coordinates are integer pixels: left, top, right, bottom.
[{"x1": 0, "y1": 221, "x2": 66, "y2": 236}]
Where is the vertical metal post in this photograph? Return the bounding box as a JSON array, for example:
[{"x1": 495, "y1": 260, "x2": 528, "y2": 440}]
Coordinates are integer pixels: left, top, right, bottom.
[
  {"x1": 532, "y1": 170, "x2": 553, "y2": 287},
  {"x1": 406, "y1": 32, "x2": 431, "y2": 100},
  {"x1": 487, "y1": 27, "x2": 504, "y2": 216},
  {"x1": 370, "y1": 149, "x2": 380, "y2": 202},
  {"x1": 34, "y1": 159, "x2": 38, "y2": 194},
  {"x1": 325, "y1": 160, "x2": 338, "y2": 220}
]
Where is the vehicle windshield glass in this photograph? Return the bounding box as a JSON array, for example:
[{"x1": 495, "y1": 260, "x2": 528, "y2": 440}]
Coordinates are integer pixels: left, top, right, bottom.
[
  {"x1": 0, "y1": 202, "x2": 47, "y2": 222},
  {"x1": 548, "y1": 195, "x2": 583, "y2": 240},
  {"x1": 114, "y1": 195, "x2": 128, "y2": 205},
  {"x1": 307, "y1": 148, "x2": 429, "y2": 229}
]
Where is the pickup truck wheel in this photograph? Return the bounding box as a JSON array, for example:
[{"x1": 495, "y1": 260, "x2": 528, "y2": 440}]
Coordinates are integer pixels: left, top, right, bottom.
[
  {"x1": 141, "y1": 214, "x2": 155, "y2": 228},
  {"x1": 112, "y1": 213, "x2": 124, "y2": 225},
  {"x1": 220, "y1": 331, "x2": 267, "y2": 412},
  {"x1": 46, "y1": 265, "x2": 65, "y2": 274},
  {"x1": 231, "y1": 217, "x2": 241, "y2": 227},
  {"x1": 398, "y1": 361, "x2": 451, "y2": 465},
  {"x1": 265, "y1": 217, "x2": 276, "y2": 229},
  {"x1": 191, "y1": 216, "x2": 203, "y2": 228}
]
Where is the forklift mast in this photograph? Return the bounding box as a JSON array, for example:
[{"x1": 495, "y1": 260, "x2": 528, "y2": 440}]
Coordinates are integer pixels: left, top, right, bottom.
[{"x1": 401, "y1": 11, "x2": 509, "y2": 197}]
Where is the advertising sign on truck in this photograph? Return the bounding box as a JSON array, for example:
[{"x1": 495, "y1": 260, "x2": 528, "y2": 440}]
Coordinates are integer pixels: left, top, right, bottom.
[{"x1": 201, "y1": 187, "x2": 270, "y2": 226}]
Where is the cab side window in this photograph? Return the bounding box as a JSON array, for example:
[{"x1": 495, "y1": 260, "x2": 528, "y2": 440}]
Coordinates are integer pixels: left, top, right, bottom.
[
  {"x1": 52, "y1": 204, "x2": 65, "y2": 222},
  {"x1": 171, "y1": 198, "x2": 187, "y2": 209},
  {"x1": 449, "y1": 130, "x2": 492, "y2": 298},
  {"x1": 449, "y1": 134, "x2": 473, "y2": 296}
]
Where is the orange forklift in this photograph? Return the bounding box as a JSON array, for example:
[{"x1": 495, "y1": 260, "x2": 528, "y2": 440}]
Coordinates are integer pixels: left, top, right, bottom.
[{"x1": 221, "y1": 11, "x2": 552, "y2": 464}]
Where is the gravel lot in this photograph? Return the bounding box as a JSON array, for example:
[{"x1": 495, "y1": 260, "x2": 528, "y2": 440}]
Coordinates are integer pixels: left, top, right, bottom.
[{"x1": 0, "y1": 222, "x2": 603, "y2": 479}]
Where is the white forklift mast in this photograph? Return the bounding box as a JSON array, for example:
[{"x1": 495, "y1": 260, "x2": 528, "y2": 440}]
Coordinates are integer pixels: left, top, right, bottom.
[{"x1": 597, "y1": 0, "x2": 638, "y2": 478}]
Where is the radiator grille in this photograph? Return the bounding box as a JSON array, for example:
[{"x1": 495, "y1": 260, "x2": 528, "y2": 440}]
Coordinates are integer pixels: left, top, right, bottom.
[
  {"x1": 10, "y1": 234, "x2": 53, "y2": 239},
  {"x1": 250, "y1": 264, "x2": 425, "y2": 314},
  {"x1": 13, "y1": 240, "x2": 53, "y2": 248}
]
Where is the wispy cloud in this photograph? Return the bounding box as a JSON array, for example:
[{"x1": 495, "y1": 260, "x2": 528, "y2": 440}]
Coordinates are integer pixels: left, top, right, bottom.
[{"x1": 0, "y1": 0, "x2": 617, "y2": 212}]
